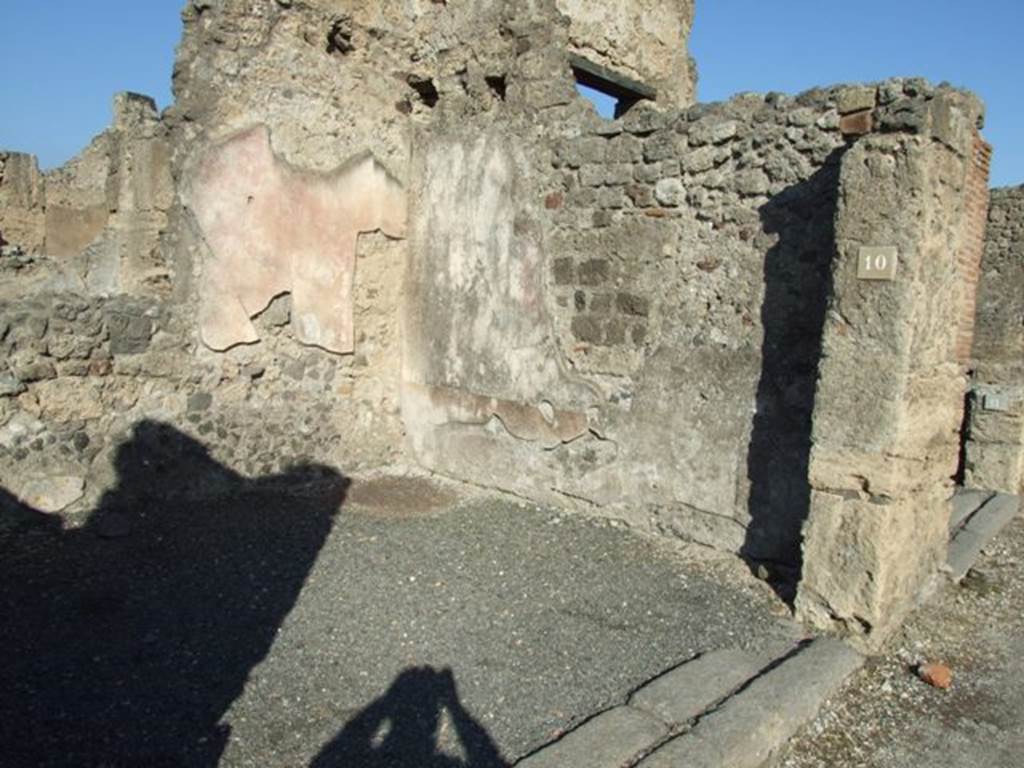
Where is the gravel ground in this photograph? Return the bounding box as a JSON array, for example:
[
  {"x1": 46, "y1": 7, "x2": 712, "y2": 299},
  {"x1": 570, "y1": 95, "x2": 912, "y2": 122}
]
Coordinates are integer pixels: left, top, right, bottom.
[
  {"x1": 777, "y1": 512, "x2": 1024, "y2": 768},
  {"x1": 0, "y1": 474, "x2": 800, "y2": 767}
]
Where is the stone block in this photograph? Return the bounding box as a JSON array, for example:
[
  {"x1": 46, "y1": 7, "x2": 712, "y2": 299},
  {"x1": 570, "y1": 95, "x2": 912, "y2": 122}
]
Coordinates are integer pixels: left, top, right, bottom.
[
  {"x1": 654, "y1": 178, "x2": 685, "y2": 207},
  {"x1": 571, "y1": 315, "x2": 602, "y2": 344},
  {"x1": 517, "y1": 705, "x2": 668, "y2": 768},
  {"x1": 891, "y1": 367, "x2": 965, "y2": 460},
  {"x1": 948, "y1": 494, "x2": 1021, "y2": 579},
  {"x1": 10, "y1": 360, "x2": 56, "y2": 383},
  {"x1": 643, "y1": 132, "x2": 682, "y2": 162},
  {"x1": 589, "y1": 293, "x2": 613, "y2": 314},
  {"x1": 837, "y1": 86, "x2": 877, "y2": 115},
  {"x1": 552, "y1": 257, "x2": 575, "y2": 286},
  {"x1": 33, "y1": 379, "x2": 105, "y2": 423},
  {"x1": 797, "y1": 490, "x2": 948, "y2": 640},
  {"x1": 681, "y1": 146, "x2": 717, "y2": 173},
  {"x1": 604, "y1": 318, "x2": 627, "y2": 345},
  {"x1": 106, "y1": 310, "x2": 154, "y2": 355},
  {"x1": 735, "y1": 168, "x2": 769, "y2": 196},
  {"x1": 626, "y1": 184, "x2": 655, "y2": 208},
  {"x1": 623, "y1": 105, "x2": 667, "y2": 135},
  {"x1": 615, "y1": 292, "x2": 650, "y2": 317},
  {"x1": 605, "y1": 136, "x2": 643, "y2": 163},
  {"x1": 637, "y1": 639, "x2": 863, "y2": 768},
  {"x1": 965, "y1": 443, "x2": 1024, "y2": 495},
  {"x1": 688, "y1": 119, "x2": 738, "y2": 146},
  {"x1": 187, "y1": 392, "x2": 214, "y2": 413},
  {"x1": 604, "y1": 163, "x2": 635, "y2": 186},
  {"x1": 579, "y1": 164, "x2": 606, "y2": 187},
  {"x1": 0, "y1": 374, "x2": 25, "y2": 397},
  {"x1": 634, "y1": 164, "x2": 662, "y2": 183},
  {"x1": 876, "y1": 98, "x2": 928, "y2": 133},
  {"x1": 968, "y1": 406, "x2": 1024, "y2": 445},
  {"x1": 596, "y1": 187, "x2": 627, "y2": 209},
  {"x1": 839, "y1": 110, "x2": 873, "y2": 136},
  {"x1": 786, "y1": 107, "x2": 817, "y2": 127},
  {"x1": 17, "y1": 474, "x2": 85, "y2": 513},
  {"x1": 578, "y1": 259, "x2": 610, "y2": 285},
  {"x1": 629, "y1": 648, "x2": 766, "y2": 726}
]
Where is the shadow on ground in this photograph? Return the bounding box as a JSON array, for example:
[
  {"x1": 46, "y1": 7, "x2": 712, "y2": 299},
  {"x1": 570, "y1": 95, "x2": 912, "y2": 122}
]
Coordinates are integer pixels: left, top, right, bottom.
[
  {"x1": 0, "y1": 420, "x2": 354, "y2": 767},
  {"x1": 313, "y1": 666, "x2": 508, "y2": 768}
]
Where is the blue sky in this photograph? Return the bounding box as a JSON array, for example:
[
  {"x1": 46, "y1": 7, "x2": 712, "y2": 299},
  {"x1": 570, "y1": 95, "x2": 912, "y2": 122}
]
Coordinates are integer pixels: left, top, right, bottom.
[{"x1": 1, "y1": 1, "x2": 1021, "y2": 186}]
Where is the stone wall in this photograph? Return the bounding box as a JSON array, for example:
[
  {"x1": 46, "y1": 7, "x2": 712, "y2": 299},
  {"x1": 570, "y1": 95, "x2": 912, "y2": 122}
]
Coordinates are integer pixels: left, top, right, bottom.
[
  {"x1": 0, "y1": 247, "x2": 402, "y2": 519},
  {"x1": 407, "y1": 78, "x2": 981, "y2": 577},
  {"x1": 964, "y1": 185, "x2": 1024, "y2": 493}
]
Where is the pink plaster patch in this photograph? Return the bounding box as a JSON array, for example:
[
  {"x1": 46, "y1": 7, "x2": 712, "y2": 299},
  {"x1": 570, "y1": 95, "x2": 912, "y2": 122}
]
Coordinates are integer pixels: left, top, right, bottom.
[{"x1": 189, "y1": 126, "x2": 406, "y2": 353}]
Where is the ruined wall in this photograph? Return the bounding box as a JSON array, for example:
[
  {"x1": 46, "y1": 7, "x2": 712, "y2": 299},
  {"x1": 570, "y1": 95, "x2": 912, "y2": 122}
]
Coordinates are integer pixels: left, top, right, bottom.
[
  {"x1": 163, "y1": 0, "x2": 698, "y2": 490},
  {"x1": 964, "y1": 185, "x2": 1024, "y2": 493},
  {"x1": 0, "y1": 1, "x2": 992, "y2": 648},
  {"x1": 1, "y1": 1, "x2": 422, "y2": 513},
  {"x1": 407, "y1": 78, "x2": 981, "y2": 575},
  {"x1": 3, "y1": 0, "x2": 640, "y2": 514},
  {"x1": 0, "y1": 93, "x2": 173, "y2": 298},
  {"x1": 0, "y1": 268, "x2": 397, "y2": 519},
  {"x1": 555, "y1": 0, "x2": 696, "y2": 107},
  {"x1": 0, "y1": 151, "x2": 45, "y2": 255}
]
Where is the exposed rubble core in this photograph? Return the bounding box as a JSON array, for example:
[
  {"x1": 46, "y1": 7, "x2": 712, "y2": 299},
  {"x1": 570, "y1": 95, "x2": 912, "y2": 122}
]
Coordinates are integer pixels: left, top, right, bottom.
[{"x1": 0, "y1": 0, "x2": 1017, "y2": 649}]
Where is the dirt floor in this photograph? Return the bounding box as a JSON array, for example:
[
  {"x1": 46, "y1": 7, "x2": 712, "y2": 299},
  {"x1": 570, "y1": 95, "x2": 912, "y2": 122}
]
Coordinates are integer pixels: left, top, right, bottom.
[{"x1": 777, "y1": 512, "x2": 1024, "y2": 768}]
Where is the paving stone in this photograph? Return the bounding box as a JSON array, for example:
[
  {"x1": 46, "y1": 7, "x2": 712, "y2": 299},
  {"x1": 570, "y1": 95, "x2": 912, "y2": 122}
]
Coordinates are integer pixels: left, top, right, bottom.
[
  {"x1": 950, "y1": 488, "x2": 994, "y2": 533},
  {"x1": 629, "y1": 647, "x2": 766, "y2": 726},
  {"x1": 517, "y1": 706, "x2": 668, "y2": 768},
  {"x1": 637, "y1": 638, "x2": 863, "y2": 768}
]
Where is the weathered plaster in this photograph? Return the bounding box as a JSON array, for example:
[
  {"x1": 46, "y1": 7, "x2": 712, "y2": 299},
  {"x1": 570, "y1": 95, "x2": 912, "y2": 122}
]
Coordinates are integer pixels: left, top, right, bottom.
[{"x1": 186, "y1": 126, "x2": 406, "y2": 353}]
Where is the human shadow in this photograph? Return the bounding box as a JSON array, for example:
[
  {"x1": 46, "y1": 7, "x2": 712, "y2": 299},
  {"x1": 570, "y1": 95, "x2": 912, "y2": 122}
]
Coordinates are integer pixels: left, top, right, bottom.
[
  {"x1": 312, "y1": 666, "x2": 509, "y2": 768},
  {"x1": 743, "y1": 148, "x2": 847, "y2": 597},
  {"x1": 0, "y1": 419, "x2": 348, "y2": 767}
]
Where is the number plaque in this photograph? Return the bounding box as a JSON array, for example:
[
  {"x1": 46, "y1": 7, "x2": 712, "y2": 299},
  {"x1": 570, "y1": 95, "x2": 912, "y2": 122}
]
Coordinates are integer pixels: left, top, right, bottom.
[{"x1": 857, "y1": 246, "x2": 898, "y2": 281}]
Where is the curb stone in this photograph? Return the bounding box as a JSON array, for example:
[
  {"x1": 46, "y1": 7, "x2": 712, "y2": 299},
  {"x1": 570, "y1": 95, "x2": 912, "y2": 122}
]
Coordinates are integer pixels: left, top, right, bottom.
[
  {"x1": 948, "y1": 493, "x2": 1021, "y2": 581},
  {"x1": 514, "y1": 638, "x2": 863, "y2": 768},
  {"x1": 637, "y1": 638, "x2": 862, "y2": 768},
  {"x1": 515, "y1": 706, "x2": 668, "y2": 768}
]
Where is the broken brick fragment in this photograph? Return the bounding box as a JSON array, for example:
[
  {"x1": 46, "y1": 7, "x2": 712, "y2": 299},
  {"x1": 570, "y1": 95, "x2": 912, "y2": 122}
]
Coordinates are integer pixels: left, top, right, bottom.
[{"x1": 917, "y1": 662, "x2": 953, "y2": 690}]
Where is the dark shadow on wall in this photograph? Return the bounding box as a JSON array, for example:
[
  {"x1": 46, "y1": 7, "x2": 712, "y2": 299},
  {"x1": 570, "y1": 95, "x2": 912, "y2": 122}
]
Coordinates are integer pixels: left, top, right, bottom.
[
  {"x1": 743, "y1": 148, "x2": 847, "y2": 596},
  {"x1": 312, "y1": 666, "x2": 509, "y2": 768},
  {"x1": 0, "y1": 420, "x2": 348, "y2": 768}
]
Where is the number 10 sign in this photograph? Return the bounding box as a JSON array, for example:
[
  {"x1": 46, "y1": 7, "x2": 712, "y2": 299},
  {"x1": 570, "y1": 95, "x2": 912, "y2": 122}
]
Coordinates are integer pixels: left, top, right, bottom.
[{"x1": 857, "y1": 246, "x2": 898, "y2": 280}]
